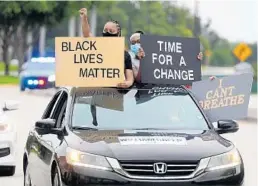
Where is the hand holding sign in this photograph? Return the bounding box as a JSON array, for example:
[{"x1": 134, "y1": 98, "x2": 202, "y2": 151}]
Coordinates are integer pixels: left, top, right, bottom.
[
  {"x1": 137, "y1": 47, "x2": 145, "y2": 60},
  {"x1": 117, "y1": 81, "x2": 133, "y2": 88},
  {"x1": 197, "y1": 52, "x2": 203, "y2": 60}
]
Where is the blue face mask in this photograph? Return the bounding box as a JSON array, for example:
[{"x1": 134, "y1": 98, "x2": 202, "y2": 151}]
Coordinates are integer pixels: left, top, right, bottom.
[{"x1": 130, "y1": 43, "x2": 141, "y2": 55}]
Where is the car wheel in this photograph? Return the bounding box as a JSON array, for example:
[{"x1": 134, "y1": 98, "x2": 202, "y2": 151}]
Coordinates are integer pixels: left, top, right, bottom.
[
  {"x1": 6, "y1": 166, "x2": 15, "y2": 176},
  {"x1": 24, "y1": 165, "x2": 32, "y2": 186},
  {"x1": 53, "y1": 168, "x2": 61, "y2": 186}
]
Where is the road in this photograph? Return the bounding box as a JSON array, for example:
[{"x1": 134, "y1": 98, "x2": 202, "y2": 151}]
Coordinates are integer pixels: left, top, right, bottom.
[{"x1": 0, "y1": 86, "x2": 257, "y2": 186}]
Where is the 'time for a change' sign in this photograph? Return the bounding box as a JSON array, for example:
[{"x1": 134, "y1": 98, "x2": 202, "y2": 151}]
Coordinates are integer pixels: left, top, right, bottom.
[
  {"x1": 140, "y1": 35, "x2": 201, "y2": 85},
  {"x1": 192, "y1": 73, "x2": 253, "y2": 122},
  {"x1": 55, "y1": 37, "x2": 124, "y2": 87}
]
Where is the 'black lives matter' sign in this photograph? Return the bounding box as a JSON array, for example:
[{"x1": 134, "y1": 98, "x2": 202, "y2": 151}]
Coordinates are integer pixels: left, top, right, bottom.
[
  {"x1": 55, "y1": 37, "x2": 124, "y2": 87},
  {"x1": 192, "y1": 73, "x2": 253, "y2": 122},
  {"x1": 140, "y1": 35, "x2": 201, "y2": 85}
]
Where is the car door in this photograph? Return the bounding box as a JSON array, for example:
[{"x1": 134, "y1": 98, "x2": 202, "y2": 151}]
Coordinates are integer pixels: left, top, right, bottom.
[
  {"x1": 27, "y1": 90, "x2": 63, "y2": 186},
  {"x1": 36, "y1": 91, "x2": 68, "y2": 186}
]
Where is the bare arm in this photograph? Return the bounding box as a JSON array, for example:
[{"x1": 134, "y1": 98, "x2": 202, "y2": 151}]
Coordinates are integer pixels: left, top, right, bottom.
[
  {"x1": 79, "y1": 8, "x2": 92, "y2": 37},
  {"x1": 117, "y1": 52, "x2": 135, "y2": 88},
  {"x1": 125, "y1": 69, "x2": 134, "y2": 85},
  {"x1": 81, "y1": 16, "x2": 92, "y2": 37}
]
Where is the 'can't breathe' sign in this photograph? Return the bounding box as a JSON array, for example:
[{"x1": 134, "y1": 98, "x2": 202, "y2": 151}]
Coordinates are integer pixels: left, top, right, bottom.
[
  {"x1": 140, "y1": 35, "x2": 201, "y2": 85},
  {"x1": 191, "y1": 73, "x2": 253, "y2": 122}
]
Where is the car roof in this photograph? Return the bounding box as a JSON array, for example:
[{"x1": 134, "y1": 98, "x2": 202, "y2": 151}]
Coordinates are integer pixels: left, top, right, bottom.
[{"x1": 61, "y1": 84, "x2": 189, "y2": 96}]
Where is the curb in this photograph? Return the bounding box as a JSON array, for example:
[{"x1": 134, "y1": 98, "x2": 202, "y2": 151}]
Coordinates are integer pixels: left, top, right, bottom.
[
  {"x1": 238, "y1": 118, "x2": 257, "y2": 123},
  {"x1": 0, "y1": 84, "x2": 18, "y2": 87}
]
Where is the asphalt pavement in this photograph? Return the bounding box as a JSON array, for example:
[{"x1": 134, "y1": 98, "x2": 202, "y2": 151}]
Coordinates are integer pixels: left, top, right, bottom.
[{"x1": 0, "y1": 86, "x2": 257, "y2": 186}]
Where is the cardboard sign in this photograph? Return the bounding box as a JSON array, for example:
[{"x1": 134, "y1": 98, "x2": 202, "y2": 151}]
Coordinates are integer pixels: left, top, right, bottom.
[
  {"x1": 192, "y1": 73, "x2": 253, "y2": 122},
  {"x1": 55, "y1": 37, "x2": 125, "y2": 87},
  {"x1": 140, "y1": 35, "x2": 201, "y2": 85},
  {"x1": 75, "y1": 88, "x2": 124, "y2": 111}
]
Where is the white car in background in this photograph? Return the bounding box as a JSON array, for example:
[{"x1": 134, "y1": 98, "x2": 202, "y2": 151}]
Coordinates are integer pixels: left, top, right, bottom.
[{"x1": 0, "y1": 100, "x2": 19, "y2": 176}]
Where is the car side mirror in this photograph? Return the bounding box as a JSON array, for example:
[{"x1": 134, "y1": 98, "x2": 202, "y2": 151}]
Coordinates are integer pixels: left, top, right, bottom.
[
  {"x1": 35, "y1": 119, "x2": 56, "y2": 130},
  {"x1": 216, "y1": 120, "x2": 239, "y2": 134},
  {"x1": 2, "y1": 100, "x2": 20, "y2": 111}
]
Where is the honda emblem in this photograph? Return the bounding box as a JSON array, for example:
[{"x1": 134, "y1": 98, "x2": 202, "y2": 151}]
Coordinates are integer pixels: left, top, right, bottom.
[{"x1": 153, "y1": 162, "x2": 167, "y2": 174}]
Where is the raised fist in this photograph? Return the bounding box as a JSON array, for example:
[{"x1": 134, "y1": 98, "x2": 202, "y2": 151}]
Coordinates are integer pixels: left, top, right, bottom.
[{"x1": 79, "y1": 8, "x2": 87, "y2": 18}]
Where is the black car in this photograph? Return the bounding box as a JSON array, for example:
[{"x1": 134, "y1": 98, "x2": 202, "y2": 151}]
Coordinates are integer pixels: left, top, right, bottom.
[{"x1": 23, "y1": 85, "x2": 244, "y2": 186}]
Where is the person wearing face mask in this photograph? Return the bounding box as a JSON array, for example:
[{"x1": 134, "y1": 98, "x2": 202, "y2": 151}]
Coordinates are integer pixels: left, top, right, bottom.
[
  {"x1": 128, "y1": 31, "x2": 145, "y2": 81},
  {"x1": 79, "y1": 8, "x2": 134, "y2": 89}
]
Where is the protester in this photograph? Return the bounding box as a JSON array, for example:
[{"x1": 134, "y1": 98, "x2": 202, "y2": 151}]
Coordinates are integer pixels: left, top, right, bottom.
[
  {"x1": 128, "y1": 31, "x2": 145, "y2": 81},
  {"x1": 79, "y1": 8, "x2": 134, "y2": 88}
]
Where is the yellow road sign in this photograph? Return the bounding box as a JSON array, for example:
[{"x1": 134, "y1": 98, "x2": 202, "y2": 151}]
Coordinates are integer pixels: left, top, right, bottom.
[
  {"x1": 233, "y1": 43, "x2": 252, "y2": 62},
  {"x1": 205, "y1": 50, "x2": 212, "y2": 57}
]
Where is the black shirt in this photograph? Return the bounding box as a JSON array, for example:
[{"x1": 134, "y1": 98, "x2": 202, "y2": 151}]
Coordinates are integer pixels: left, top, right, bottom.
[{"x1": 124, "y1": 51, "x2": 132, "y2": 70}]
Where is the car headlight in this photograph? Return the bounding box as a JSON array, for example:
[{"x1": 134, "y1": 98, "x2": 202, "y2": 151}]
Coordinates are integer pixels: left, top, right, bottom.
[
  {"x1": 206, "y1": 148, "x2": 241, "y2": 171},
  {"x1": 66, "y1": 147, "x2": 112, "y2": 171},
  {"x1": 48, "y1": 75, "x2": 55, "y2": 82}
]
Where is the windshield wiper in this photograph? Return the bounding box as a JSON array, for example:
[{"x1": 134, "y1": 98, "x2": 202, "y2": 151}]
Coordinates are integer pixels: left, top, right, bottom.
[{"x1": 72, "y1": 126, "x2": 98, "y2": 131}]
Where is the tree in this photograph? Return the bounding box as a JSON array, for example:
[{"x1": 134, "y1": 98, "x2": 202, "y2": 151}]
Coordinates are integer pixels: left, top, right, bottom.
[
  {"x1": 248, "y1": 43, "x2": 257, "y2": 63},
  {"x1": 0, "y1": 1, "x2": 94, "y2": 74},
  {"x1": 210, "y1": 39, "x2": 234, "y2": 66},
  {"x1": 0, "y1": 2, "x2": 23, "y2": 75},
  {"x1": 18, "y1": 2, "x2": 95, "y2": 71},
  {"x1": 15, "y1": 2, "x2": 65, "y2": 71}
]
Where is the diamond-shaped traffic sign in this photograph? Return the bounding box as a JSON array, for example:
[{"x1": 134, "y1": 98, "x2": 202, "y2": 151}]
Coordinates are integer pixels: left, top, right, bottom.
[
  {"x1": 205, "y1": 50, "x2": 212, "y2": 57},
  {"x1": 233, "y1": 43, "x2": 252, "y2": 62}
]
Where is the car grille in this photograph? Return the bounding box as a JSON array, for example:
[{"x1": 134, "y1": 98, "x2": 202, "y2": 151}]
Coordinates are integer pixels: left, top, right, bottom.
[
  {"x1": 0, "y1": 147, "x2": 10, "y2": 158},
  {"x1": 119, "y1": 160, "x2": 199, "y2": 177}
]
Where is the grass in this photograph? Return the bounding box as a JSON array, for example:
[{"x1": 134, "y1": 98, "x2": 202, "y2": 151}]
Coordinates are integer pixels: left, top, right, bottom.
[
  {"x1": 0, "y1": 75, "x2": 19, "y2": 85},
  {"x1": 0, "y1": 62, "x2": 18, "y2": 72}
]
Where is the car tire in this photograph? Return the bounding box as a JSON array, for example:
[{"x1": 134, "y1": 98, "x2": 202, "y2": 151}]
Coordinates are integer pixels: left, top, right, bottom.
[
  {"x1": 24, "y1": 165, "x2": 32, "y2": 186},
  {"x1": 6, "y1": 166, "x2": 15, "y2": 176},
  {"x1": 52, "y1": 167, "x2": 61, "y2": 186}
]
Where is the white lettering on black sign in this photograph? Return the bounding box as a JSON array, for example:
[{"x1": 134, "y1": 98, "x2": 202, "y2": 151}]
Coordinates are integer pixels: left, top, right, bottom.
[
  {"x1": 140, "y1": 35, "x2": 201, "y2": 85},
  {"x1": 152, "y1": 41, "x2": 193, "y2": 81}
]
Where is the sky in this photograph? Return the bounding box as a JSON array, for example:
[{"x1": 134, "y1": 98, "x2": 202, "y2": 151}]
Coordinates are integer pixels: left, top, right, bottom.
[{"x1": 177, "y1": 0, "x2": 257, "y2": 43}]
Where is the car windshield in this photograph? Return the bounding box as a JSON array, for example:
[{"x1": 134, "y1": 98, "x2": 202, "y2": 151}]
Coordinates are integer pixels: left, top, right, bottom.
[
  {"x1": 71, "y1": 86, "x2": 209, "y2": 130},
  {"x1": 25, "y1": 62, "x2": 55, "y2": 71}
]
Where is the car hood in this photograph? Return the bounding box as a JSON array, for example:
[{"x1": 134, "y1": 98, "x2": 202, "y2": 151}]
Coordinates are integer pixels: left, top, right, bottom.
[
  {"x1": 20, "y1": 70, "x2": 54, "y2": 77},
  {"x1": 70, "y1": 129, "x2": 233, "y2": 161}
]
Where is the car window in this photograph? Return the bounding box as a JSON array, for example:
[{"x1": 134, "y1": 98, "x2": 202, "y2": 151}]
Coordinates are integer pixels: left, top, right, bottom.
[
  {"x1": 71, "y1": 89, "x2": 209, "y2": 130},
  {"x1": 42, "y1": 91, "x2": 62, "y2": 119},
  {"x1": 25, "y1": 62, "x2": 55, "y2": 71}
]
